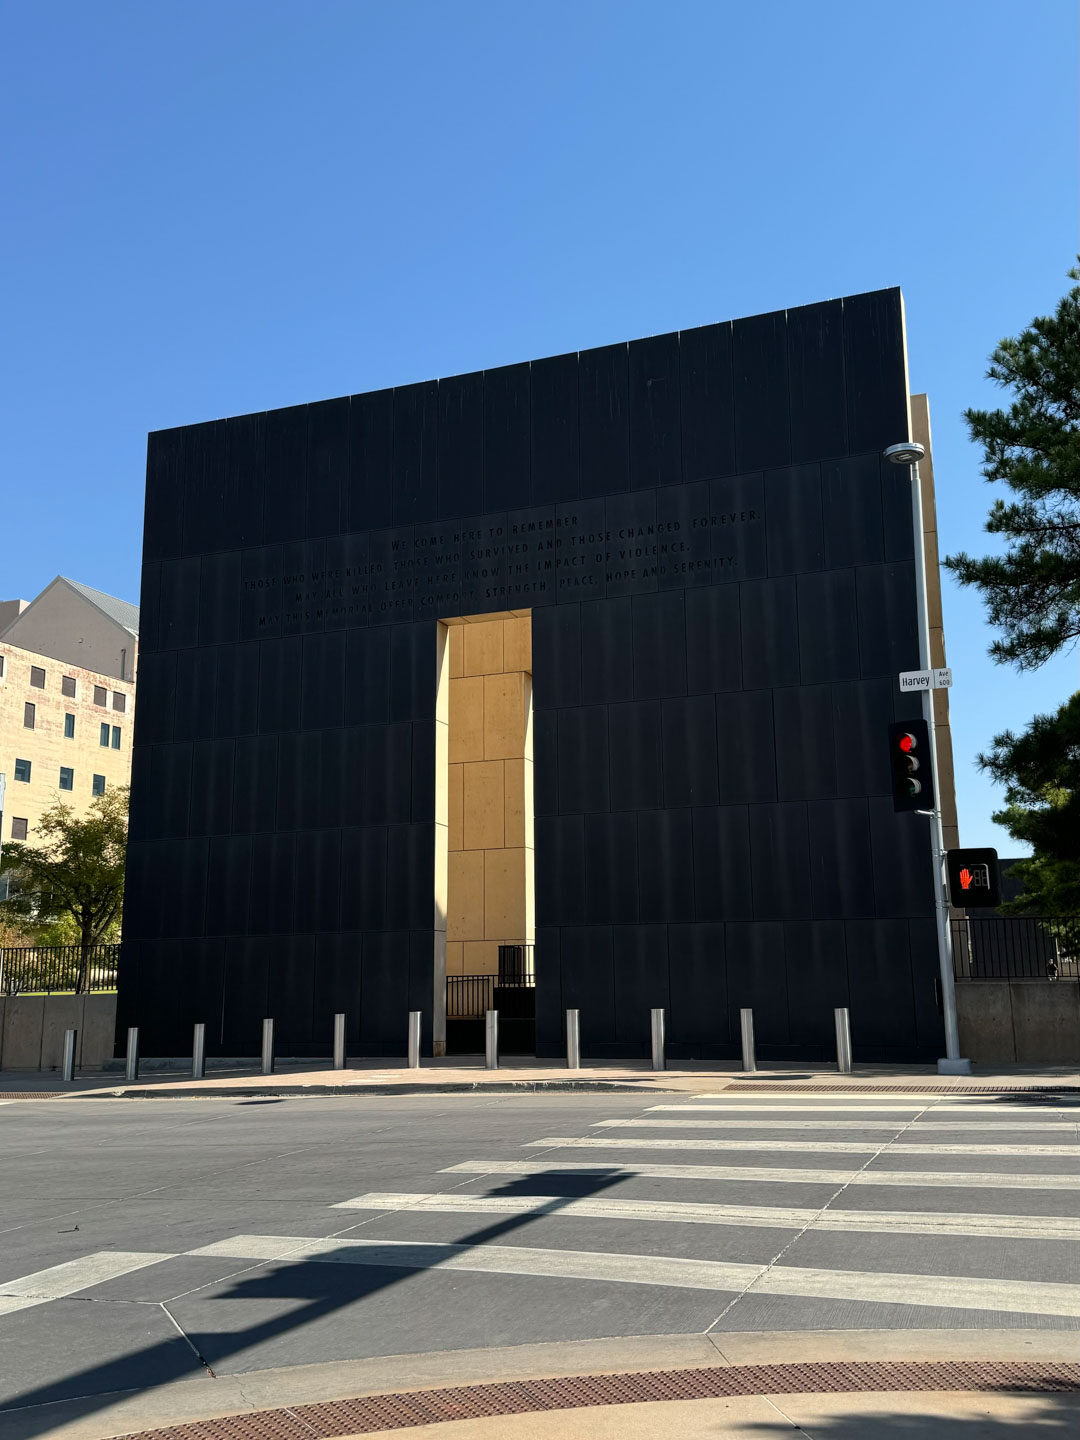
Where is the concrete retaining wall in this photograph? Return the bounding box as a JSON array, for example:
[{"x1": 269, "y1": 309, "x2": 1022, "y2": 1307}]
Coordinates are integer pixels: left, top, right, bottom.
[
  {"x1": 956, "y1": 979, "x2": 1080, "y2": 1065},
  {"x1": 0, "y1": 994, "x2": 117, "y2": 1070}
]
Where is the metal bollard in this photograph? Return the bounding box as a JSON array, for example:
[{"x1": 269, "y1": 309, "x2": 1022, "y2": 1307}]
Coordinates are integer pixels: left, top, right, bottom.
[
  {"x1": 566, "y1": 1008, "x2": 581, "y2": 1069},
  {"x1": 650, "y1": 1007, "x2": 666, "y2": 1072},
  {"x1": 192, "y1": 1023, "x2": 206, "y2": 1079},
  {"x1": 125, "y1": 1026, "x2": 139, "y2": 1083},
  {"x1": 834, "y1": 1006, "x2": 853, "y2": 1074},
  {"x1": 333, "y1": 1012, "x2": 347, "y2": 1070},
  {"x1": 739, "y1": 1008, "x2": 756, "y2": 1074},
  {"x1": 62, "y1": 1027, "x2": 77, "y2": 1083},
  {"x1": 407, "y1": 1010, "x2": 422, "y2": 1069},
  {"x1": 485, "y1": 1009, "x2": 499, "y2": 1070},
  {"x1": 261, "y1": 1017, "x2": 275, "y2": 1075}
]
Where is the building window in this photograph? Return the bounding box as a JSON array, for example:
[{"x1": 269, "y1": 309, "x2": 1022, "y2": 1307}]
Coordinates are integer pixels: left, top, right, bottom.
[
  {"x1": 23, "y1": 701, "x2": 35, "y2": 729},
  {"x1": 59, "y1": 766, "x2": 74, "y2": 792},
  {"x1": 112, "y1": 691, "x2": 126, "y2": 713},
  {"x1": 64, "y1": 712, "x2": 75, "y2": 738},
  {"x1": 62, "y1": 675, "x2": 76, "y2": 698},
  {"x1": 30, "y1": 665, "x2": 45, "y2": 688},
  {"x1": 92, "y1": 774, "x2": 106, "y2": 796},
  {"x1": 100, "y1": 721, "x2": 110, "y2": 747},
  {"x1": 111, "y1": 725, "x2": 121, "y2": 749},
  {"x1": 14, "y1": 758, "x2": 31, "y2": 783},
  {"x1": 93, "y1": 685, "x2": 107, "y2": 706},
  {"x1": 0, "y1": 654, "x2": 5, "y2": 678},
  {"x1": 11, "y1": 817, "x2": 28, "y2": 841}
]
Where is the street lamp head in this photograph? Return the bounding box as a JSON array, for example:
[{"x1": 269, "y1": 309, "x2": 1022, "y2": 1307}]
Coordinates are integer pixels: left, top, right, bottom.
[{"x1": 884, "y1": 441, "x2": 926, "y2": 466}]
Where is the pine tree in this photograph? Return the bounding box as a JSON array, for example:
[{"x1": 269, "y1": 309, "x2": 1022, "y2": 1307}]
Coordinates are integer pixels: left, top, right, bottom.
[
  {"x1": 945, "y1": 262, "x2": 1080, "y2": 668},
  {"x1": 979, "y1": 695, "x2": 1080, "y2": 914}
]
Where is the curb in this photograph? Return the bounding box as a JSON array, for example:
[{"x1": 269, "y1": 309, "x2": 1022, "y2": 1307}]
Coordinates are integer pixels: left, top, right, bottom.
[{"x1": 78, "y1": 1079, "x2": 685, "y2": 1100}]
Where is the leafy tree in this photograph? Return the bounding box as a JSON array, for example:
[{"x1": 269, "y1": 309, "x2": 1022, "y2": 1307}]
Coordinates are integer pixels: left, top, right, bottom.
[
  {"x1": 945, "y1": 262, "x2": 1080, "y2": 669},
  {"x1": 0, "y1": 788, "x2": 128, "y2": 991},
  {"x1": 0, "y1": 911, "x2": 33, "y2": 949},
  {"x1": 979, "y1": 695, "x2": 1080, "y2": 914}
]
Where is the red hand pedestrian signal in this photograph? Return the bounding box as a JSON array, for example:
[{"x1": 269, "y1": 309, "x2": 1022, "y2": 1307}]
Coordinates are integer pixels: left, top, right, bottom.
[{"x1": 946, "y1": 851, "x2": 1000, "y2": 907}]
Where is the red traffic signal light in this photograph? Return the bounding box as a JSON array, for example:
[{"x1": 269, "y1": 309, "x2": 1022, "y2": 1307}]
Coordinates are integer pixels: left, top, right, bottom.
[{"x1": 887, "y1": 720, "x2": 935, "y2": 813}]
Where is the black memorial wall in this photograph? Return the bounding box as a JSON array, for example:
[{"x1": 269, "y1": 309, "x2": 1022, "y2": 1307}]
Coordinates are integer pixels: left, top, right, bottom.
[{"x1": 119, "y1": 288, "x2": 944, "y2": 1060}]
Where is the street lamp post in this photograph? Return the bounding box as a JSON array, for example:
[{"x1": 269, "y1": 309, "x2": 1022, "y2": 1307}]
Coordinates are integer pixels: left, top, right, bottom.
[{"x1": 884, "y1": 440, "x2": 971, "y2": 1076}]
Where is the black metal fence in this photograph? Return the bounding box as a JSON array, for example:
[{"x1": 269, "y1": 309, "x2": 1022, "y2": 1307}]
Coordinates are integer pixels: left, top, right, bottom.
[
  {"x1": 446, "y1": 971, "x2": 536, "y2": 1018},
  {"x1": 0, "y1": 944, "x2": 121, "y2": 996},
  {"x1": 951, "y1": 916, "x2": 1080, "y2": 981},
  {"x1": 447, "y1": 973, "x2": 496, "y2": 1019},
  {"x1": 447, "y1": 945, "x2": 536, "y2": 1018},
  {"x1": 497, "y1": 942, "x2": 535, "y2": 984}
]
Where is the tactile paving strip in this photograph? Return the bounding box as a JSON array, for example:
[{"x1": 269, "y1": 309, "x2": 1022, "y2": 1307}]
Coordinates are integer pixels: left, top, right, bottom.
[
  {"x1": 0, "y1": 1091, "x2": 71, "y2": 1099},
  {"x1": 112, "y1": 1359, "x2": 1080, "y2": 1439}
]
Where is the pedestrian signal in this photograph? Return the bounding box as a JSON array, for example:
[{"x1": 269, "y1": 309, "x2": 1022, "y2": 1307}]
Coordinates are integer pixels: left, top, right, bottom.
[{"x1": 946, "y1": 848, "x2": 1001, "y2": 908}]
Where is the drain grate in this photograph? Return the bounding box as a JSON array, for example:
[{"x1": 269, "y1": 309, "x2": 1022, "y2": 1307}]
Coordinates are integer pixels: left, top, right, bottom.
[
  {"x1": 111, "y1": 1359, "x2": 1080, "y2": 1439},
  {"x1": 0, "y1": 1091, "x2": 73, "y2": 1099}
]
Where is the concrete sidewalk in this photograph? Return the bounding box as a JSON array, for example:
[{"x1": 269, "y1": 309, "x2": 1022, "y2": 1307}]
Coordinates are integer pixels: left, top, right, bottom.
[
  {"x1": 3, "y1": 1056, "x2": 1080, "y2": 1099},
  {"x1": 6, "y1": 1330, "x2": 1077, "y2": 1440}
]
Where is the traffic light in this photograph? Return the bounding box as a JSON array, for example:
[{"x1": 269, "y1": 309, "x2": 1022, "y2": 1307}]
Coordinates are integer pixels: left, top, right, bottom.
[
  {"x1": 887, "y1": 719, "x2": 936, "y2": 813},
  {"x1": 946, "y1": 848, "x2": 1001, "y2": 908}
]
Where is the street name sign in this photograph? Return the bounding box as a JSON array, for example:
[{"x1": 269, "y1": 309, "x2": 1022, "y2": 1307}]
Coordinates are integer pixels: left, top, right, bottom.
[{"x1": 898, "y1": 668, "x2": 953, "y2": 691}]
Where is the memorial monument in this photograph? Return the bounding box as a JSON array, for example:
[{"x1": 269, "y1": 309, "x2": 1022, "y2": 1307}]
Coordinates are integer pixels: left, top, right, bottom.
[{"x1": 119, "y1": 288, "x2": 955, "y2": 1062}]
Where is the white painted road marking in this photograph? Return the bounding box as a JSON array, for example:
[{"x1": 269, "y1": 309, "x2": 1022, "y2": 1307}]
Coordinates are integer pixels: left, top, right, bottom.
[
  {"x1": 694, "y1": 1092, "x2": 1079, "y2": 1101},
  {"x1": 638, "y1": 1112, "x2": 1077, "y2": 1130},
  {"x1": 527, "y1": 1135, "x2": 1080, "y2": 1157},
  {"x1": 186, "y1": 1233, "x2": 1080, "y2": 1318},
  {"x1": 647, "y1": 1104, "x2": 929, "y2": 1115},
  {"x1": 648, "y1": 1103, "x2": 1079, "y2": 1116},
  {"x1": 0, "y1": 1251, "x2": 171, "y2": 1318},
  {"x1": 332, "y1": 1190, "x2": 1080, "y2": 1241},
  {"x1": 442, "y1": 1158, "x2": 1080, "y2": 1191}
]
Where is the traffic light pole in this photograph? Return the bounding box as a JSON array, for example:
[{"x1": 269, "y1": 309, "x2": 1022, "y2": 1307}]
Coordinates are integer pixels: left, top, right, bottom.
[{"x1": 908, "y1": 455, "x2": 970, "y2": 1075}]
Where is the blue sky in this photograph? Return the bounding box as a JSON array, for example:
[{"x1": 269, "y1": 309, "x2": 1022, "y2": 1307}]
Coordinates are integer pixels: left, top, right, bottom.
[{"x1": 2, "y1": 1, "x2": 1076, "y2": 850}]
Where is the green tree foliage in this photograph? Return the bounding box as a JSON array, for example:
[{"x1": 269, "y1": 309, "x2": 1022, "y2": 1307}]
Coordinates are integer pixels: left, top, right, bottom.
[
  {"x1": 945, "y1": 262, "x2": 1080, "y2": 669},
  {"x1": 980, "y1": 695, "x2": 1080, "y2": 914},
  {"x1": 0, "y1": 788, "x2": 127, "y2": 990},
  {"x1": 946, "y1": 262, "x2": 1080, "y2": 913}
]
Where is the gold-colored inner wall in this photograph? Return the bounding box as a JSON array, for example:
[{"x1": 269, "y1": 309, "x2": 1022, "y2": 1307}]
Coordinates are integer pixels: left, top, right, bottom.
[{"x1": 445, "y1": 615, "x2": 533, "y2": 977}]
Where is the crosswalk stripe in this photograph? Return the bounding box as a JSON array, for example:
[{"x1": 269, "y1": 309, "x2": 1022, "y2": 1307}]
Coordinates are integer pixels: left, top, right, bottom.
[
  {"x1": 331, "y1": 1190, "x2": 1080, "y2": 1241},
  {"x1": 693, "y1": 1092, "x2": 1080, "y2": 1105},
  {"x1": 601, "y1": 1117, "x2": 1076, "y2": 1132},
  {"x1": 184, "y1": 1232, "x2": 1080, "y2": 1318},
  {"x1": 647, "y1": 1104, "x2": 931, "y2": 1114},
  {"x1": 0, "y1": 1251, "x2": 171, "y2": 1318},
  {"x1": 442, "y1": 1158, "x2": 1080, "y2": 1191},
  {"x1": 647, "y1": 1103, "x2": 1079, "y2": 1120},
  {"x1": 527, "y1": 1135, "x2": 1079, "y2": 1157}
]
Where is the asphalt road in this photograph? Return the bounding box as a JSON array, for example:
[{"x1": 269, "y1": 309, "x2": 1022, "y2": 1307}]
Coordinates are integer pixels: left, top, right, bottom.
[{"x1": 1, "y1": 1089, "x2": 1078, "y2": 1432}]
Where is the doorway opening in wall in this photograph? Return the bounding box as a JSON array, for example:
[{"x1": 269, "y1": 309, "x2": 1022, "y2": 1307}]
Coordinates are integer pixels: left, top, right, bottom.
[{"x1": 435, "y1": 612, "x2": 534, "y2": 1056}]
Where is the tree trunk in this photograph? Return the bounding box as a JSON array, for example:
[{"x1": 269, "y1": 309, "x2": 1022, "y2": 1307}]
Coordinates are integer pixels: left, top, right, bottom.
[{"x1": 77, "y1": 917, "x2": 93, "y2": 996}]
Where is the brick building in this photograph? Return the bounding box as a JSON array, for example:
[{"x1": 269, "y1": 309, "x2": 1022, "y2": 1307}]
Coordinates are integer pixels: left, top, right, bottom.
[{"x1": 0, "y1": 578, "x2": 138, "y2": 857}]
